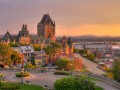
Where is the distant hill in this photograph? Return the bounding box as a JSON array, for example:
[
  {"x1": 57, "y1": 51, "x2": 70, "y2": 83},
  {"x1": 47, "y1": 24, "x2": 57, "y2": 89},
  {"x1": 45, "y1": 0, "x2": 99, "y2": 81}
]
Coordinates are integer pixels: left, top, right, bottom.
[
  {"x1": 1, "y1": 34, "x2": 120, "y2": 42},
  {"x1": 56, "y1": 35, "x2": 120, "y2": 42}
]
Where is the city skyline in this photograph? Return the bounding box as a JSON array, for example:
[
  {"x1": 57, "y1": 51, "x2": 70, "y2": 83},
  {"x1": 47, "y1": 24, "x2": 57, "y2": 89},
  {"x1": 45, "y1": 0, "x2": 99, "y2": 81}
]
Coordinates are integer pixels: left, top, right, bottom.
[{"x1": 0, "y1": 0, "x2": 120, "y2": 36}]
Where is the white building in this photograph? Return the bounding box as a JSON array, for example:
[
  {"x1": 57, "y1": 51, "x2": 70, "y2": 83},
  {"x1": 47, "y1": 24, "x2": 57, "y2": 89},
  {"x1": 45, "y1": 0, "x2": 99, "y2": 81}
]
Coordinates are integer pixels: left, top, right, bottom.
[
  {"x1": 111, "y1": 45, "x2": 120, "y2": 50},
  {"x1": 74, "y1": 42, "x2": 111, "y2": 50},
  {"x1": 12, "y1": 45, "x2": 35, "y2": 63}
]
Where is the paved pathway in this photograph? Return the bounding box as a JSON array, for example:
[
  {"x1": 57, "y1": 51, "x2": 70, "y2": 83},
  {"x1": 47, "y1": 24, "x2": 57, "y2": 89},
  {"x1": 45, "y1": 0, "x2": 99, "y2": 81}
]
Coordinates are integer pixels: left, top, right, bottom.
[
  {"x1": 74, "y1": 54, "x2": 105, "y2": 75},
  {"x1": 0, "y1": 70, "x2": 120, "y2": 90},
  {"x1": 95, "y1": 81, "x2": 120, "y2": 90}
]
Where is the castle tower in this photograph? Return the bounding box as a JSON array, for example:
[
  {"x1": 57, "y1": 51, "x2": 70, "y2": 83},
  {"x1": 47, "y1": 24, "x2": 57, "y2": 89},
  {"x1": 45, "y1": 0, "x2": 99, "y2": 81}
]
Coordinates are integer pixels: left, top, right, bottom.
[
  {"x1": 62, "y1": 35, "x2": 67, "y2": 45},
  {"x1": 61, "y1": 36, "x2": 73, "y2": 55},
  {"x1": 67, "y1": 37, "x2": 73, "y2": 54},
  {"x1": 18, "y1": 24, "x2": 30, "y2": 44},
  {"x1": 37, "y1": 14, "x2": 55, "y2": 42},
  {"x1": 2, "y1": 31, "x2": 13, "y2": 43}
]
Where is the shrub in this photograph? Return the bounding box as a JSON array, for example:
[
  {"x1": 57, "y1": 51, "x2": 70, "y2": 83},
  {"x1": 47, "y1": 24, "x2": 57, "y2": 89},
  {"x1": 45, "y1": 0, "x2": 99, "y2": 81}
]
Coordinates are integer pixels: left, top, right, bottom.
[
  {"x1": 56, "y1": 58, "x2": 70, "y2": 70},
  {"x1": 81, "y1": 69, "x2": 91, "y2": 73},
  {"x1": 54, "y1": 71, "x2": 70, "y2": 75},
  {"x1": 24, "y1": 62, "x2": 35, "y2": 69},
  {"x1": 15, "y1": 72, "x2": 30, "y2": 77},
  {"x1": 54, "y1": 77, "x2": 96, "y2": 90}
]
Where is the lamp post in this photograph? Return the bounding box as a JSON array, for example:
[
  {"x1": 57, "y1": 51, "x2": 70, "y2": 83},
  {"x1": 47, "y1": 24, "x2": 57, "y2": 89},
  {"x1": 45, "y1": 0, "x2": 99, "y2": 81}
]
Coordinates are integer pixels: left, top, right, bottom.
[
  {"x1": 21, "y1": 58, "x2": 24, "y2": 84},
  {"x1": 70, "y1": 63, "x2": 73, "y2": 76}
]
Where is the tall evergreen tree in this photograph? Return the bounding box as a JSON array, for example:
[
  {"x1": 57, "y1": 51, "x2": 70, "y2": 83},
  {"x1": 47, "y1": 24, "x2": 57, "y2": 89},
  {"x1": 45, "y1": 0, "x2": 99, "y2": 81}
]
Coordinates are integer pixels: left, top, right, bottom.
[{"x1": 112, "y1": 59, "x2": 120, "y2": 82}]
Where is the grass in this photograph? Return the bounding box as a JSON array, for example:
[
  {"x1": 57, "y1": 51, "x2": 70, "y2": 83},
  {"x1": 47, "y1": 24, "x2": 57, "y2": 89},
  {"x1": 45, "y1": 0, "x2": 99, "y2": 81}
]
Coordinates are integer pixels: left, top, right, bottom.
[
  {"x1": 19, "y1": 84, "x2": 45, "y2": 90},
  {"x1": 95, "y1": 86, "x2": 104, "y2": 90},
  {"x1": 0, "y1": 83, "x2": 45, "y2": 90}
]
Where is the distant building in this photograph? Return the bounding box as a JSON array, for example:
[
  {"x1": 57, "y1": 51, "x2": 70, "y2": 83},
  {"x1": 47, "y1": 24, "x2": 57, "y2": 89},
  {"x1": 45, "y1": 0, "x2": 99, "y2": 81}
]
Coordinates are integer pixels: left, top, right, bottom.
[
  {"x1": 62, "y1": 36, "x2": 73, "y2": 55},
  {"x1": 18, "y1": 24, "x2": 30, "y2": 44},
  {"x1": 2, "y1": 31, "x2": 16, "y2": 44},
  {"x1": 37, "y1": 14, "x2": 55, "y2": 42},
  {"x1": 12, "y1": 45, "x2": 35, "y2": 64},
  {"x1": 74, "y1": 42, "x2": 111, "y2": 50},
  {"x1": 20, "y1": 45, "x2": 34, "y2": 63},
  {"x1": 2, "y1": 14, "x2": 55, "y2": 44}
]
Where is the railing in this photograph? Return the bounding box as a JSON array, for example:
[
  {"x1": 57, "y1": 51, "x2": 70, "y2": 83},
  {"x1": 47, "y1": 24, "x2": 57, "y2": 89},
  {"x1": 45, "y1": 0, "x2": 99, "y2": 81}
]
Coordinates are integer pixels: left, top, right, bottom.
[{"x1": 73, "y1": 72, "x2": 120, "y2": 89}]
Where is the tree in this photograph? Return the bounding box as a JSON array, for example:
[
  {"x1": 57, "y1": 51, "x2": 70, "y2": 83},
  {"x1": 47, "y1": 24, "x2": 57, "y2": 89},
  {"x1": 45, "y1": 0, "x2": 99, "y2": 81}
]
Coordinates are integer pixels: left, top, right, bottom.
[
  {"x1": 73, "y1": 49, "x2": 79, "y2": 53},
  {"x1": 33, "y1": 44, "x2": 42, "y2": 51},
  {"x1": 56, "y1": 58, "x2": 70, "y2": 70},
  {"x1": 54, "y1": 77, "x2": 96, "y2": 90},
  {"x1": 88, "y1": 53, "x2": 95, "y2": 61},
  {"x1": 0, "y1": 42, "x2": 23, "y2": 66},
  {"x1": 44, "y1": 42, "x2": 62, "y2": 65},
  {"x1": 44, "y1": 42, "x2": 62, "y2": 57},
  {"x1": 112, "y1": 59, "x2": 120, "y2": 82},
  {"x1": 9, "y1": 42, "x2": 19, "y2": 47},
  {"x1": 0, "y1": 42, "x2": 12, "y2": 65},
  {"x1": 84, "y1": 49, "x2": 89, "y2": 56},
  {"x1": 24, "y1": 62, "x2": 35, "y2": 69},
  {"x1": 11, "y1": 51, "x2": 23, "y2": 65}
]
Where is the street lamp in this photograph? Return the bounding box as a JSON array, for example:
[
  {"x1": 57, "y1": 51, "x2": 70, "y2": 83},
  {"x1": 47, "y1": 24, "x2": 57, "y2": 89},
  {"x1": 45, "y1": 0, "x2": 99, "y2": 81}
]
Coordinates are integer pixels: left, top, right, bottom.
[
  {"x1": 21, "y1": 58, "x2": 24, "y2": 84},
  {"x1": 70, "y1": 63, "x2": 73, "y2": 76}
]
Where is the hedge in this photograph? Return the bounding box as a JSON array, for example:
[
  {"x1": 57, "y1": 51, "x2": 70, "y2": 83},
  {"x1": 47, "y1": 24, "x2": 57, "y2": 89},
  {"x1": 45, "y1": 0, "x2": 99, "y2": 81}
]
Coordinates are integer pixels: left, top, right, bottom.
[
  {"x1": 54, "y1": 71, "x2": 70, "y2": 75},
  {"x1": 15, "y1": 72, "x2": 30, "y2": 77},
  {"x1": 54, "y1": 77, "x2": 96, "y2": 90}
]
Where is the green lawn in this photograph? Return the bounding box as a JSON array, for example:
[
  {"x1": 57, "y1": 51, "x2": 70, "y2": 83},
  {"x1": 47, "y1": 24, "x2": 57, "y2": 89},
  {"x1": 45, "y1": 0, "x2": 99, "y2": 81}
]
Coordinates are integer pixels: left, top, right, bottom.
[
  {"x1": 18, "y1": 84, "x2": 45, "y2": 90},
  {"x1": 0, "y1": 83, "x2": 45, "y2": 90},
  {"x1": 95, "y1": 86, "x2": 104, "y2": 90}
]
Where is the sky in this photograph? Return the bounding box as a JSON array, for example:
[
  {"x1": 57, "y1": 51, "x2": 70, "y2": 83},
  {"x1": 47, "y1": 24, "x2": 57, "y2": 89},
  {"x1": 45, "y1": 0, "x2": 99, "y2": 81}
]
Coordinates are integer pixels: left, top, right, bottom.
[{"x1": 0, "y1": 0, "x2": 120, "y2": 36}]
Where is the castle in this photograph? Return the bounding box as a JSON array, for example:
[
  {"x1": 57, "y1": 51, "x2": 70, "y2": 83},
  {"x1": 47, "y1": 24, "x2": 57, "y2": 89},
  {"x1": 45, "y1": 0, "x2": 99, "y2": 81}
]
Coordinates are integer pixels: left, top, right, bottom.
[
  {"x1": 2, "y1": 14, "x2": 55, "y2": 44},
  {"x1": 62, "y1": 36, "x2": 73, "y2": 55}
]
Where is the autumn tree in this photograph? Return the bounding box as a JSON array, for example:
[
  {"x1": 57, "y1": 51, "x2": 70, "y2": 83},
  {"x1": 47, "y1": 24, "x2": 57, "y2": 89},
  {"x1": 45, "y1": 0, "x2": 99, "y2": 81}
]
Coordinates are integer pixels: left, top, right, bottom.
[
  {"x1": 0, "y1": 42, "x2": 23, "y2": 66},
  {"x1": 56, "y1": 58, "x2": 70, "y2": 70},
  {"x1": 44, "y1": 42, "x2": 62, "y2": 57},
  {"x1": 0, "y1": 42, "x2": 12, "y2": 65},
  {"x1": 11, "y1": 51, "x2": 23, "y2": 65},
  {"x1": 33, "y1": 44, "x2": 42, "y2": 51}
]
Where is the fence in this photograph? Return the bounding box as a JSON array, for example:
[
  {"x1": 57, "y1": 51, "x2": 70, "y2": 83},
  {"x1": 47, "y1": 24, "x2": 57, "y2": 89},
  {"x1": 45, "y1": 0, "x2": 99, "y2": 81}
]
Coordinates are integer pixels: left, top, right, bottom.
[{"x1": 74, "y1": 71, "x2": 120, "y2": 89}]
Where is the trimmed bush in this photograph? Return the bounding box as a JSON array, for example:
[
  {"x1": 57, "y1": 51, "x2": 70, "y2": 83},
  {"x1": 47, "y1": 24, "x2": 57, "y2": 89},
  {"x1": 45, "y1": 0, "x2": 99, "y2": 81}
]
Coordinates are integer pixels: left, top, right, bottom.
[
  {"x1": 15, "y1": 72, "x2": 30, "y2": 77},
  {"x1": 54, "y1": 71, "x2": 70, "y2": 75},
  {"x1": 54, "y1": 77, "x2": 96, "y2": 90},
  {"x1": 24, "y1": 62, "x2": 35, "y2": 69}
]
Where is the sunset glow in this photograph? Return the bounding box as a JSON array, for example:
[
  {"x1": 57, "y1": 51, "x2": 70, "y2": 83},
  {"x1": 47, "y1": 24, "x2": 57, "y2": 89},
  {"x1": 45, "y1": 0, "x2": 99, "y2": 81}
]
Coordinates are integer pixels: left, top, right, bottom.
[{"x1": 0, "y1": 0, "x2": 120, "y2": 36}]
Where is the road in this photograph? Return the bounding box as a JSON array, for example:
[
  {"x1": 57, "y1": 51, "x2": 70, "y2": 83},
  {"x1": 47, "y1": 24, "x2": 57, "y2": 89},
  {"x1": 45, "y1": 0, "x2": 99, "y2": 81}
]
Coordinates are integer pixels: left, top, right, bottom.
[
  {"x1": 74, "y1": 54, "x2": 105, "y2": 75},
  {"x1": 95, "y1": 81, "x2": 120, "y2": 90},
  {"x1": 0, "y1": 70, "x2": 120, "y2": 90}
]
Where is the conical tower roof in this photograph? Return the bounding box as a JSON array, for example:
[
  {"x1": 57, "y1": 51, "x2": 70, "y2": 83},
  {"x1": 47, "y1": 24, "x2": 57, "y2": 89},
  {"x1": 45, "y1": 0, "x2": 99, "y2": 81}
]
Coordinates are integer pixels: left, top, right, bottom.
[
  {"x1": 67, "y1": 37, "x2": 72, "y2": 44},
  {"x1": 2, "y1": 31, "x2": 12, "y2": 41},
  {"x1": 40, "y1": 14, "x2": 54, "y2": 25},
  {"x1": 18, "y1": 24, "x2": 29, "y2": 37}
]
